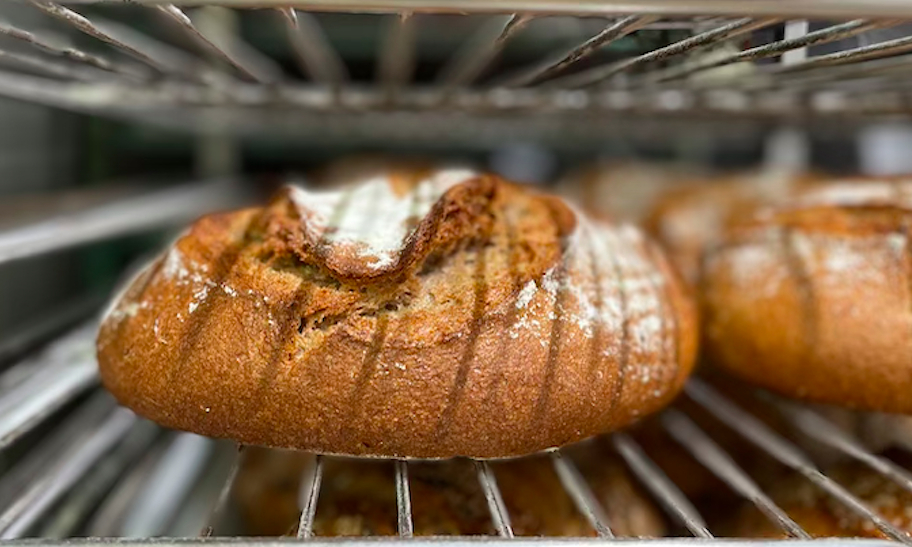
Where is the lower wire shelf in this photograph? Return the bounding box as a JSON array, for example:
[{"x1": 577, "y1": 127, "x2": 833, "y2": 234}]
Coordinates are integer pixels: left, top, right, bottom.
[{"x1": 2, "y1": 314, "x2": 912, "y2": 544}]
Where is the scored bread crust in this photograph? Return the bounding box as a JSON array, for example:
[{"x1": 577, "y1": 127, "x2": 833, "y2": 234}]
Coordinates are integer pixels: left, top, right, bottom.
[
  {"x1": 97, "y1": 169, "x2": 697, "y2": 459},
  {"x1": 643, "y1": 171, "x2": 821, "y2": 285},
  {"x1": 702, "y1": 180, "x2": 912, "y2": 414}
]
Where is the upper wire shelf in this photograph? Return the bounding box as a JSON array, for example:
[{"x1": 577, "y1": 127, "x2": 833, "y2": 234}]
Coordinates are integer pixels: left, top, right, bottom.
[
  {"x1": 3, "y1": 0, "x2": 912, "y2": 140},
  {"x1": 42, "y1": 1, "x2": 912, "y2": 18}
]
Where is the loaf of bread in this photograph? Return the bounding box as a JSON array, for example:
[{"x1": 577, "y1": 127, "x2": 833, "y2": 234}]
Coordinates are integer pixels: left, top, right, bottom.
[
  {"x1": 233, "y1": 443, "x2": 667, "y2": 537},
  {"x1": 643, "y1": 170, "x2": 819, "y2": 285},
  {"x1": 702, "y1": 179, "x2": 912, "y2": 413},
  {"x1": 97, "y1": 168, "x2": 696, "y2": 458},
  {"x1": 729, "y1": 454, "x2": 912, "y2": 538}
]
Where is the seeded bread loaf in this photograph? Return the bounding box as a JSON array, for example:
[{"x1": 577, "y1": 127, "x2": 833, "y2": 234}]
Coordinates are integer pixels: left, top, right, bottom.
[
  {"x1": 702, "y1": 179, "x2": 912, "y2": 413},
  {"x1": 97, "y1": 168, "x2": 697, "y2": 458},
  {"x1": 234, "y1": 443, "x2": 667, "y2": 537}
]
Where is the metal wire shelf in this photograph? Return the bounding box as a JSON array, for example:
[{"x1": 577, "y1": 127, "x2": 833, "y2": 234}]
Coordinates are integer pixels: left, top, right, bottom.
[
  {"x1": 2, "y1": 1, "x2": 912, "y2": 141},
  {"x1": 34, "y1": 1, "x2": 912, "y2": 18},
  {"x1": 1, "y1": 277, "x2": 912, "y2": 544},
  {"x1": 3, "y1": 1, "x2": 912, "y2": 543},
  {"x1": 1, "y1": 183, "x2": 912, "y2": 544}
]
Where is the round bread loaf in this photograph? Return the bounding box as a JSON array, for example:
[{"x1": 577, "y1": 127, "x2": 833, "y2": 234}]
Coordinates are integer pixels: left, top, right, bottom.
[
  {"x1": 643, "y1": 170, "x2": 819, "y2": 285},
  {"x1": 729, "y1": 455, "x2": 912, "y2": 538},
  {"x1": 97, "y1": 168, "x2": 697, "y2": 458},
  {"x1": 702, "y1": 179, "x2": 912, "y2": 414},
  {"x1": 234, "y1": 443, "x2": 666, "y2": 537}
]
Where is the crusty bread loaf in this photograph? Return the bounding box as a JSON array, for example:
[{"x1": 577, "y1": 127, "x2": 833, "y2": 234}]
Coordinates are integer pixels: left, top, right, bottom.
[
  {"x1": 702, "y1": 179, "x2": 912, "y2": 413},
  {"x1": 234, "y1": 443, "x2": 666, "y2": 537},
  {"x1": 97, "y1": 168, "x2": 697, "y2": 458},
  {"x1": 643, "y1": 171, "x2": 819, "y2": 285},
  {"x1": 729, "y1": 454, "x2": 912, "y2": 538}
]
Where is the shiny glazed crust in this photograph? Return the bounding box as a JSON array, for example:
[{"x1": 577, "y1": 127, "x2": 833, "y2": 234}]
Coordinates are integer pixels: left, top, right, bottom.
[
  {"x1": 97, "y1": 169, "x2": 697, "y2": 458},
  {"x1": 702, "y1": 180, "x2": 912, "y2": 414}
]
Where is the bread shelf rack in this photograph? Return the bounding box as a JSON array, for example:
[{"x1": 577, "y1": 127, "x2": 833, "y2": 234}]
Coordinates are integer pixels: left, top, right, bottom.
[
  {"x1": 5, "y1": 290, "x2": 912, "y2": 544},
  {"x1": 3, "y1": 1, "x2": 912, "y2": 142},
  {"x1": 0, "y1": 185, "x2": 911, "y2": 544}
]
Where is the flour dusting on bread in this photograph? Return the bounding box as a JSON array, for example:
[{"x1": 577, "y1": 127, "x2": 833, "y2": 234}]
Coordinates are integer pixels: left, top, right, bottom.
[{"x1": 288, "y1": 169, "x2": 477, "y2": 270}]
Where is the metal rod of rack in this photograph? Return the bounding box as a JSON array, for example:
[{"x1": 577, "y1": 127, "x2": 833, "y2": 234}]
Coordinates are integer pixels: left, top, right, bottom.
[
  {"x1": 546, "y1": 17, "x2": 781, "y2": 89},
  {"x1": 2, "y1": 4, "x2": 912, "y2": 122},
  {"x1": 0, "y1": 180, "x2": 246, "y2": 266},
  {"x1": 155, "y1": 5, "x2": 282, "y2": 84},
  {"x1": 38, "y1": 422, "x2": 161, "y2": 539},
  {"x1": 296, "y1": 455, "x2": 324, "y2": 539},
  {"x1": 0, "y1": 48, "x2": 116, "y2": 83},
  {"x1": 474, "y1": 461, "x2": 514, "y2": 538},
  {"x1": 0, "y1": 397, "x2": 134, "y2": 539},
  {"x1": 200, "y1": 446, "x2": 248, "y2": 537},
  {"x1": 120, "y1": 433, "x2": 213, "y2": 538},
  {"x1": 278, "y1": 9, "x2": 348, "y2": 87},
  {"x1": 43, "y1": 0, "x2": 912, "y2": 18},
  {"x1": 0, "y1": 539, "x2": 901, "y2": 546},
  {"x1": 436, "y1": 14, "x2": 533, "y2": 91},
  {"x1": 0, "y1": 20, "x2": 147, "y2": 79},
  {"x1": 548, "y1": 451, "x2": 613, "y2": 538},
  {"x1": 635, "y1": 19, "x2": 896, "y2": 86},
  {"x1": 770, "y1": 401, "x2": 912, "y2": 497},
  {"x1": 86, "y1": 439, "x2": 175, "y2": 537},
  {"x1": 394, "y1": 460, "x2": 414, "y2": 537},
  {"x1": 378, "y1": 12, "x2": 417, "y2": 103},
  {"x1": 612, "y1": 433, "x2": 712, "y2": 539},
  {"x1": 661, "y1": 410, "x2": 810, "y2": 539},
  {"x1": 27, "y1": 2, "x2": 197, "y2": 79},
  {"x1": 0, "y1": 295, "x2": 101, "y2": 366},
  {"x1": 0, "y1": 324, "x2": 98, "y2": 450},
  {"x1": 501, "y1": 15, "x2": 657, "y2": 87},
  {"x1": 686, "y1": 379, "x2": 912, "y2": 545}
]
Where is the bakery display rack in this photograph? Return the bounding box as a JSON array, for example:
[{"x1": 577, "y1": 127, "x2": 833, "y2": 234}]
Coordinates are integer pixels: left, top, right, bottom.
[
  {"x1": 3, "y1": 0, "x2": 912, "y2": 545},
  {"x1": 2, "y1": 1, "x2": 912, "y2": 146}
]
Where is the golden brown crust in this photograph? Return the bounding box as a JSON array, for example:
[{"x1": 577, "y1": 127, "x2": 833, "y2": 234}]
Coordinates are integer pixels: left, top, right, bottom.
[
  {"x1": 702, "y1": 179, "x2": 912, "y2": 414},
  {"x1": 234, "y1": 444, "x2": 667, "y2": 537},
  {"x1": 97, "y1": 169, "x2": 697, "y2": 458},
  {"x1": 643, "y1": 171, "x2": 821, "y2": 285}
]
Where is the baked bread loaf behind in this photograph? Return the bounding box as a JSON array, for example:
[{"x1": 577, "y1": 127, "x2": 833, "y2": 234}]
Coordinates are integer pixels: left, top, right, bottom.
[
  {"x1": 643, "y1": 170, "x2": 819, "y2": 285},
  {"x1": 97, "y1": 168, "x2": 697, "y2": 458},
  {"x1": 702, "y1": 179, "x2": 912, "y2": 413},
  {"x1": 234, "y1": 444, "x2": 667, "y2": 537}
]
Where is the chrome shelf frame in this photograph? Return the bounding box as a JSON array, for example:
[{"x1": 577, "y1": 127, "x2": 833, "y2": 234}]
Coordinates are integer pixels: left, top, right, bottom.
[
  {"x1": 0, "y1": 0, "x2": 910, "y2": 140},
  {"x1": 46, "y1": 1, "x2": 912, "y2": 19}
]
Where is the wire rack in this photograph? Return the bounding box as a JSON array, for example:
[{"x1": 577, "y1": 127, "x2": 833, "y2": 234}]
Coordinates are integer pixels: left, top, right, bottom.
[
  {"x1": 2, "y1": 1, "x2": 912, "y2": 143},
  {"x1": 1, "y1": 184, "x2": 912, "y2": 546},
  {"x1": 4, "y1": 1, "x2": 912, "y2": 545}
]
